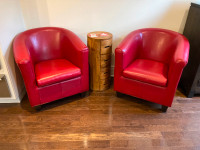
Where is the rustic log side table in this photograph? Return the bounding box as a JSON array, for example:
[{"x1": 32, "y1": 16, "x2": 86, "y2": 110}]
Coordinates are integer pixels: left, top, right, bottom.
[{"x1": 87, "y1": 31, "x2": 112, "y2": 91}]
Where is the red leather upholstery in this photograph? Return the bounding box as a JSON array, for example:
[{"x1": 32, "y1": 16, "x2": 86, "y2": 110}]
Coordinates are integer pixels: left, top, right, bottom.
[
  {"x1": 123, "y1": 59, "x2": 168, "y2": 87},
  {"x1": 13, "y1": 27, "x2": 89, "y2": 107},
  {"x1": 114, "y1": 28, "x2": 189, "y2": 107},
  {"x1": 35, "y1": 59, "x2": 81, "y2": 87}
]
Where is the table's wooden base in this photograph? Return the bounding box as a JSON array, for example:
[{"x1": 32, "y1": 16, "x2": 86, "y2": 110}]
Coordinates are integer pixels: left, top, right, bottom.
[{"x1": 87, "y1": 31, "x2": 112, "y2": 91}]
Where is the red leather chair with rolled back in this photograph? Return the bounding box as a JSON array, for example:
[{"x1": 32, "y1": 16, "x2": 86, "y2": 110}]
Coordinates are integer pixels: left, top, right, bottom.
[
  {"x1": 13, "y1": 27, "x2": 89, "y2": 109},
  {"x1": 114, "y1": 28, "x2": 189, "y2": 112}
]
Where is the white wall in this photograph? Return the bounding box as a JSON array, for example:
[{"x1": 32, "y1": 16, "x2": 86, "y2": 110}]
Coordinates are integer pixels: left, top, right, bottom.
[
  {"x1": 20, "y1": 0, "x2": 199, "y2": 75},
  {"x1": 0, "y1": 0, "x2": 25, "y2": 102},
  {"x1": 47, "y1": 0, "x2": 191, "y2": 40},
  {"x1": 20, "y1": 0, "x2": 49, "y2": 29}
]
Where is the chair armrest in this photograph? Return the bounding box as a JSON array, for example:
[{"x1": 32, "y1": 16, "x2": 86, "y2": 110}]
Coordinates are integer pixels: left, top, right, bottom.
[
  {"x1": 61, "y1": 29, "x2": 89, "y2": 92},
  {"x1": 168, "y1": 37, "x2": 190, "y2": 88},
  {"x1": 61, "y1": 29, "x2": 89, "y2": 69},
  {"x1": 13, "y1": 34, "x2": 40, "y2": 106},
  {"x1": 115, "y1": 30, "x2": 142, "y2": 77},
  {"x1": 13, "y1": 34, "x2": 35, "y2": 79},
  {"x1": 13, "y1": 34, "x2": 31, "y2": 65}
]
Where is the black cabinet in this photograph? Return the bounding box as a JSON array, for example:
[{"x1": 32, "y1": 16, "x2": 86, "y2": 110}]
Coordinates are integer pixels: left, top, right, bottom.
[{"x1": 180, "y1": 3, "x2": 200, "y2": 97}]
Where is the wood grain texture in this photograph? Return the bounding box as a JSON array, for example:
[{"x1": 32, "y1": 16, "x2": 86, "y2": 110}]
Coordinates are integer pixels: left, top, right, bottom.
[
  {"x1": 0, "y1": 82, "x2": 200, "y2": 150},
  {"x1": 87, "y1": 31, "x2": 112, "y2": 91},
  {"x1": 88, "y1": 37, "x2": 101, "y2": 90}
]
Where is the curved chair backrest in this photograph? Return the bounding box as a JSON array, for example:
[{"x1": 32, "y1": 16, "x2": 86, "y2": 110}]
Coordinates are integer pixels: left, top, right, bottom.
[
  {"x1": 135, "y1": 28, "x2": 186, "y2": 64},
  {"x1": 16, "y1": 27, "x2": 69, "y2": 64}
]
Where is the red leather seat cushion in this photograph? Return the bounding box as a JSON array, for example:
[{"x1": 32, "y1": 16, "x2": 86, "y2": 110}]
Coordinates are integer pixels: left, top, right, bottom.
[
  {"x1": 35, "y1": 59, "x2": 81, "y2": 87},
  {"x1": 123, "y1": 59, "x2": 168, "y2": 87}
]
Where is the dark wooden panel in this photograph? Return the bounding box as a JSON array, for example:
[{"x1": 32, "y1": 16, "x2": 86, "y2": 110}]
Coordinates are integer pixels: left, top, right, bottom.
[{"x1": 180, "y1": 3, "x2": 200, "y2": 97}]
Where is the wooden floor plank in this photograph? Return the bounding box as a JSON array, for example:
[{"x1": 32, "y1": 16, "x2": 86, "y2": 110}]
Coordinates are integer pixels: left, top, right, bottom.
[{"x1": 0, "y1": 83, "x2": 200, "y2": 149}]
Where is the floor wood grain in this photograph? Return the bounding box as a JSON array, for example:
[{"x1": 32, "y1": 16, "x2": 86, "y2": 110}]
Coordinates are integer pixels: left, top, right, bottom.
[{"x1": 0, "y1": 84, "x2": 200, "y2": 150}]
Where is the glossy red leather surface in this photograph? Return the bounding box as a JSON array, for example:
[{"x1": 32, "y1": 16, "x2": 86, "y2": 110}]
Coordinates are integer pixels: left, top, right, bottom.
[
  {"x1": 123, "y1": 59, "x2": 168, "y2": 87},
  {"x1": 13, "y1": 27, "x2": 89, "y2": 107},
  {"x1": 114, "y1": 28, "x2": 190, "y2": 107},
  {"x1": 35, "y1": 59, "x2": 81, "y2": 87}
]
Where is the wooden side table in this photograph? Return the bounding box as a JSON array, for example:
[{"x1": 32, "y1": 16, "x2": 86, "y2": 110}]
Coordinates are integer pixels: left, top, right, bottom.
[{"x1": 87, "y1": 31, "x2": 112, "y2": 91}]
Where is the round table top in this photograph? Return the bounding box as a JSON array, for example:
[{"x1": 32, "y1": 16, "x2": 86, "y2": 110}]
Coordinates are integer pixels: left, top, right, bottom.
[{"x1": 87, "y1": 31, "x2": 112, "y2": 40}]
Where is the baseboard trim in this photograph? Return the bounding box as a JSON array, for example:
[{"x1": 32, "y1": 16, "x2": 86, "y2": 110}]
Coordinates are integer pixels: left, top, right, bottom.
[{"x1": 0, "y1": 98, "x2": 20, "y2": 103}]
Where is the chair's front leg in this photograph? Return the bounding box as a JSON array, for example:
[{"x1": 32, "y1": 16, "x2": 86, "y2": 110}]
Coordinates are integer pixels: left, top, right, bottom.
[
  {"x1": 161, "y1": 105, "x2": 168, "y2": 112},
  {"x1": 80, "y1": 91, "x2": 89, "y2": 98}
]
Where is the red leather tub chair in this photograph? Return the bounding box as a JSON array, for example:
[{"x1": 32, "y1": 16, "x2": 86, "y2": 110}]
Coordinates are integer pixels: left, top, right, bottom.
[
  {"x1": 13, "y1": 27, "x2": 89, "y2": 109},
  {"x1": 114, "y1": 28, "x2": 189, "y2": 112}
]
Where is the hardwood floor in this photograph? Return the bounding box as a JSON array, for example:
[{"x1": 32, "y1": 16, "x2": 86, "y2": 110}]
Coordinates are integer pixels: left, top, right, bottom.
[{"x1": 1, "y1": 84, "x2": 200, "y2": 150}]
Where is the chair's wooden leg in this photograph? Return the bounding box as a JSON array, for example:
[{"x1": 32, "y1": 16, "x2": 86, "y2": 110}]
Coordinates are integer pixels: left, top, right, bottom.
[
  {"x1": 34, "y1": 105, "x2": 42, "y2": 111},
  {"x1": 161, "y1": 105, "x2": 168, "y2": 112},
  {"x1": 81, "y1": 91, "x2": 89, "y2": 98},
  {"x1": 116, "y1": 92, "x2": 123, "y2": 97}
]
